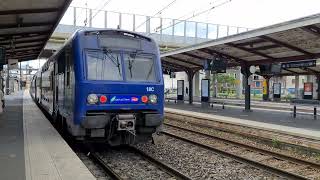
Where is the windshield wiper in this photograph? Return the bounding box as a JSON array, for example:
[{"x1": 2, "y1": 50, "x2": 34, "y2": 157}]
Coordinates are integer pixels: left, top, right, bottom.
[
  {"x1": 127, "y1": 53, "x2": 137, "y2": 78},
  {"x1": 104, "y1": 50, "x2": 121, "y2": 76}
]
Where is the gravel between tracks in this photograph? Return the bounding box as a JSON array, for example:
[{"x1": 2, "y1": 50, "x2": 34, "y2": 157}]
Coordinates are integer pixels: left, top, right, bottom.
[
  {"x1": 76, "y1": 152, "x2": 111, "y2": 180},
  {"x1": 97, "y1": 149, "x2": 174, "y2": 180},
  {"x1": 136, "y1": 135, "x2": 282, "y2": 180},
  {"x1": 166, "y1": 118, "x2": 320, "y2": 163}
]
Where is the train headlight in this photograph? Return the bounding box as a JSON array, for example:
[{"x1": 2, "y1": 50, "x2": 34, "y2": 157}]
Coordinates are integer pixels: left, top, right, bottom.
[
  {"x1": 149, "y1": 94, "x2": 157, "y2": 104},
  {"x1": 87, "y1": 94, "x2": 98, "y2": 104}
]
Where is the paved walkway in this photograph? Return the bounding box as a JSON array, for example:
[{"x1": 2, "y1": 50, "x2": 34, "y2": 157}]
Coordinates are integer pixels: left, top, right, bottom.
[
  {"x1": 0, "y1": 91, "x2": 25, "y2": 180},
  {"x1": 165, "y1": 102, "x2": 320, "y2": 140}
]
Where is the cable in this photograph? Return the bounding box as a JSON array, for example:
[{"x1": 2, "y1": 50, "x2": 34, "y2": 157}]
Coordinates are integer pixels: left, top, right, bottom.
[
  {"x1": 84, "y1": 0, "x2": 112, "y2": 27},
  {"x1": 134, "y1": 0, "x2": 177, "y2": 30},
  {"x1": 151, "y1": 0, "x2": 232, "y2": 35}
]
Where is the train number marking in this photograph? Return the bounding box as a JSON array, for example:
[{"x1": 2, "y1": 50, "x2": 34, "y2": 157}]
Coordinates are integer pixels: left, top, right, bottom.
[{"x1": 146, "y1": 87, "x2": 154, "y2": 92}]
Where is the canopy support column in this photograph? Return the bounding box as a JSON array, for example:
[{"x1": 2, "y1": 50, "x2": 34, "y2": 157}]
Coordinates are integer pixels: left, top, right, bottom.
[
  {"x1": 186, "y1": 69, "x2": 196, "y2": 104},
  {"x1": 241, "y1": 65, "x2": 251, "y2": 112}
]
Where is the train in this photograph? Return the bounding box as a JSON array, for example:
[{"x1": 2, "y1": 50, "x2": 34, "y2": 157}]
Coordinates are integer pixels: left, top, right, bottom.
[{"x1": 30, "y1": 29, "x2": 164, "y2": 146}]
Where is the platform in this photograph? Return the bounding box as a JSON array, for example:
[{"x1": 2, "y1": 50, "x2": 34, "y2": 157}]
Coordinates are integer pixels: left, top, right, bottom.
[
  {"x1": 0, "y1": 91, "x2": 95, "y2": 180},
  {"x1": 165, "y1": 102, "x2": 320, "y2": 141},
  {"x1": 165, "y1": 96, "x2": 316, "y2": 112}
]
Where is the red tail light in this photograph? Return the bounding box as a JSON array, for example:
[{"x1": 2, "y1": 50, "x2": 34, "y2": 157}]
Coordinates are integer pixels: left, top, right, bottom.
[
  {"x1": 141, "y1": 96, "x2": 148, "y2": 103},
  {"x1": 100, "y1": 95, "x2": 107, "y2": 103}
]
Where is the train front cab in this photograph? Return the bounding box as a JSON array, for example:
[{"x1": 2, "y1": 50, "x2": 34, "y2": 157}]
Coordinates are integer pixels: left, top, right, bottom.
[{"x1": 65, "y1": 30, "x2": 164, "y2": 145}]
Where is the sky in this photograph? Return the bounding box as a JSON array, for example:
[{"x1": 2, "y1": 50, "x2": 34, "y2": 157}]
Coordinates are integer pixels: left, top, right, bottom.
[
  {"x1": 67, "y1": 0, "x2": 320, "y2": 28},
  {"x1": 24, "y1": 0, "x2": 320, "y2": 69}
]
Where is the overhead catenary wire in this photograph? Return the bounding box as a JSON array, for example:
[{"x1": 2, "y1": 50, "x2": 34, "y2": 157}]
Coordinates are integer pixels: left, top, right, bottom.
[
  {"x1": 150, "y1": 0, "x2": 232, "y2": 35},
  {"x1": 134, "y1": 0, "x2": 177, "y2": 31},
  {"x1": 84, "y1": 0, "x2": 113, "y2": 26}
]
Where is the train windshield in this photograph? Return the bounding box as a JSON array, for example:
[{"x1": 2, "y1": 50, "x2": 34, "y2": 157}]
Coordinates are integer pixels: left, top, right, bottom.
[
  {"x1": 86, "y1": 50, "x2": 123, "y2": 80},
  {"x1": 123, "y1": 53, "x2": 156, "y2": 82}
]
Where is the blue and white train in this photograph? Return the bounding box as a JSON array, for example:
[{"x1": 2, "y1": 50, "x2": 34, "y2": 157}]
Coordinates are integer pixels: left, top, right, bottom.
[{"x1": 30, "y1": 29, "x2": 164, "y2": 145}]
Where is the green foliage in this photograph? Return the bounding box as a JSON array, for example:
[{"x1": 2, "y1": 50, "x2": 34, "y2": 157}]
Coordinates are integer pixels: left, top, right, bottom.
[
  {"x1": 272, "y1": 138, "x2": 281, "y2": 148},
  {"x1": 212, "y1": 73, "x2": 237, "y2": 98}
]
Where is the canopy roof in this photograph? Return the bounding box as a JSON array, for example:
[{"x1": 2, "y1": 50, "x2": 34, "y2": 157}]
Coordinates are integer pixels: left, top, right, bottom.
[
  {"x1": 0, "y1": 0, "x2": 72, "y2": 64},
  {"x1": 161, "y1": 13, "x2": 320, "y2": 75}
]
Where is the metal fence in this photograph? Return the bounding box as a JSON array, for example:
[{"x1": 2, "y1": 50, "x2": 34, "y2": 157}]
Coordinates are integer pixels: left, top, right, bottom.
[{"x1": 60, "y1": 6, "x2": 251, "y2": 41}]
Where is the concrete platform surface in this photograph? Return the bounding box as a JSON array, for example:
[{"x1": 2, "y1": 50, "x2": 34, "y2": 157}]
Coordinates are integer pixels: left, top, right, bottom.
[
  {"x1": 23, "y1": 91, "x2": 95, "y2": 180},
  {"x1": 165, "y1": 103, "x2": 320, "y2": 141},
  {"x1": 0, "y1": 91, "x2": 95, "y2": 180}
]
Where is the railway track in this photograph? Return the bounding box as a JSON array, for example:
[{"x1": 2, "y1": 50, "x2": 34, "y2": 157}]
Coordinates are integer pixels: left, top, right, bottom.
[
  {"x1": 87, "y1": 145, "x2": 191, "y2": 180},
  {"x1": 164, "y1": 122, "x2": 320, "y2": 180}
]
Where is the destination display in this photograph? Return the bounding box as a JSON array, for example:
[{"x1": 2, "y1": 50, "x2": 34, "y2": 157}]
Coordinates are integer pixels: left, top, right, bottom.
[{"x1": 281, "y1": 60, "x2": 316, "y2": 69}]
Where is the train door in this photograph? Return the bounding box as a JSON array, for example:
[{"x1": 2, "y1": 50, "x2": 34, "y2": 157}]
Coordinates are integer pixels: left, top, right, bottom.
[{"x1": 34, "y1": 78, "x2": 37, "y2": 100}]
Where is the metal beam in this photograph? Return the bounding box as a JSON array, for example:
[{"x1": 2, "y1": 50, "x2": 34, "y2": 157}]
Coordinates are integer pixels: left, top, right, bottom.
[
  {"x1": 0, "y1": 37, "x2": 47, "y2": 46},
  {"x1": 166, "y1": 56, "x2": 203, "y2": 68},
  {"x1": 302, "y1": 67, "x2": 320, "y2": 74},
  {"x1": 282, "y1": 68, "x2": 298, "y2": 74},
  {"x1": 198, "y1": 48, "x2": 246, "y2": 65},
  {"x1": 260, "y1": 35, "x2": 314, "y2": 56},
  {"x1": 0, "y1": 22, "x2": 54, "y2": 29},
  {"x1": 162, "y1": 59, "x2": 189, "y2": 70},
  {"x1": 227, "y1": 43, "x2": 274, "y2": 59},
  {"x1": 248, "y1": 53, "x2": 320, "y2": 65},
  {"x1": 249, "y1": 44, "x2": 281, "y2": 51},
  {"x1": 182, "y1": 52, "x2": 206, "y2": 60},
  {"x1": 0, "y1": 30, "x2": 50, "y2": 38},
  {"x1": 301, "y1": 25, "x2": 320, "y2": 37},
  {"x1": 6, "y1": 44, "x2": 43, "y2": 50},
  {"x1": 234, "y1": 39, "x2": 267, "y2": 47},
  {"x1": 0, "y1": 8, "x2": 59, "y2": 15}
]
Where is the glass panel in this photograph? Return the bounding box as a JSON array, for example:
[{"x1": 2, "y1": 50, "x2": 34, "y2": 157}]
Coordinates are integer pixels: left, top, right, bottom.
[
  {"x1": 121, "y1": 13, "x2": 134, "y2": 31},
  {"x1": 107, "y1": 12, "x2": 120, "y2": 29},
  {"x1": 123, "y1": 53, "x2": 156, "y2": 82},
  {"x1": 238, "y1": 27, "x2": 248, "y2": 33},
  {"x1": 218, "y1": 25, "x2": 228, "y2": 38},
  {"x1": 174, "y1": 20, "x2": 184, "y2": 36},
  {"x1": 150, "y1": 17, "x2": 161, "y2": 34},
  {"x1": 186, "y1": 21, "x2": 195, "y2": 37},
  {"x1": 207, "y1": 24, "x2": 218, "y2": 39},
  {"x1": 162, "y1": 18, "x2": 173, "y2": 35},
  {"x1": 228, "y1": 26, "x2": 238, "y2": 35},
  {"x1": 60, "y1": 7, "x2": 74, "y2": 25},
  {"x1": 135, "y1": 15, "x2": 146, "y2": 32},
  {"x1": 197, "y1": 23, "x2": 207, "y2": 38},
  {"x1": 91, "y1": 10, "x2": 104, "y2": 28},
  {"x1": 86, "y1": 51, "x2": 122, "y2": 81}
]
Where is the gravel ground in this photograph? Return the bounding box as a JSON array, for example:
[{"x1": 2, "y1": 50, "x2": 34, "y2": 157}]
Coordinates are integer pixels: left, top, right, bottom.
[
  {"x1": 164, "y1": 121, "x2": 320, "y2": 179},
  {"x1": 98, "y1": 149, "x2": 175, "y2": 180},
  {"x1": 166, "y1": 118, "x2": 320, "y2": 164},
  {"x1": 135, "y1": 135, "x2": 281, "y2": 180},
  {"x1": 76, "y1": 152, "x2": 111, "y2": 180}
]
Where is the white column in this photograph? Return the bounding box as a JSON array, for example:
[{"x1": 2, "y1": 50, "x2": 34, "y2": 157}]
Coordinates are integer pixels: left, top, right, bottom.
[
  {"x1": 193, "y1": 71, "x2": 200, "y2": 97},
  {"x1": 235, "y1": 67, "x2": 242, "y2": 98}
]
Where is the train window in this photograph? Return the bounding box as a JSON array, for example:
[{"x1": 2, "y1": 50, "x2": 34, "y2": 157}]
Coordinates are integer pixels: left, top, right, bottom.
[
  {"x1": 123, "y1": 53, "x2": 157, "y2": 82},
  {"x1": 86, "y1": 50, "x2": 123, "y2": 81}
]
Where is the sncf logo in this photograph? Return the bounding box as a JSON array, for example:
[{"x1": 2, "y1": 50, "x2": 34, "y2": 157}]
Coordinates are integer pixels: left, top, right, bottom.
[{"x1": 131, "y1": 97, "x2": 138, "y2": 102}]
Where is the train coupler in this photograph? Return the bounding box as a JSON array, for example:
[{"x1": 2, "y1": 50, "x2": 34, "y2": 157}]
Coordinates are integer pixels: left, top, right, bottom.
[{"x1": 116, "y1": 114, "x2": 136, "y2": 132}]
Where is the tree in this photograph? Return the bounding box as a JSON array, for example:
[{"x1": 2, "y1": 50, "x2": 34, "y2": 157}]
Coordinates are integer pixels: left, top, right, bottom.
[{"x1": 213, "y1": 73, "x2": 236, "y2": 97}]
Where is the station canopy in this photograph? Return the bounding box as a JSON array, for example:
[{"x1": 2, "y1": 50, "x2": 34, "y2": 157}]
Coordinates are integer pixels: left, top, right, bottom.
[
  {"x1": 0, "y1": 0, "x2": 72, "y2": 64},
  {"x1": 161, "y1": 13, "x2": 320, "y2": 76}
]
